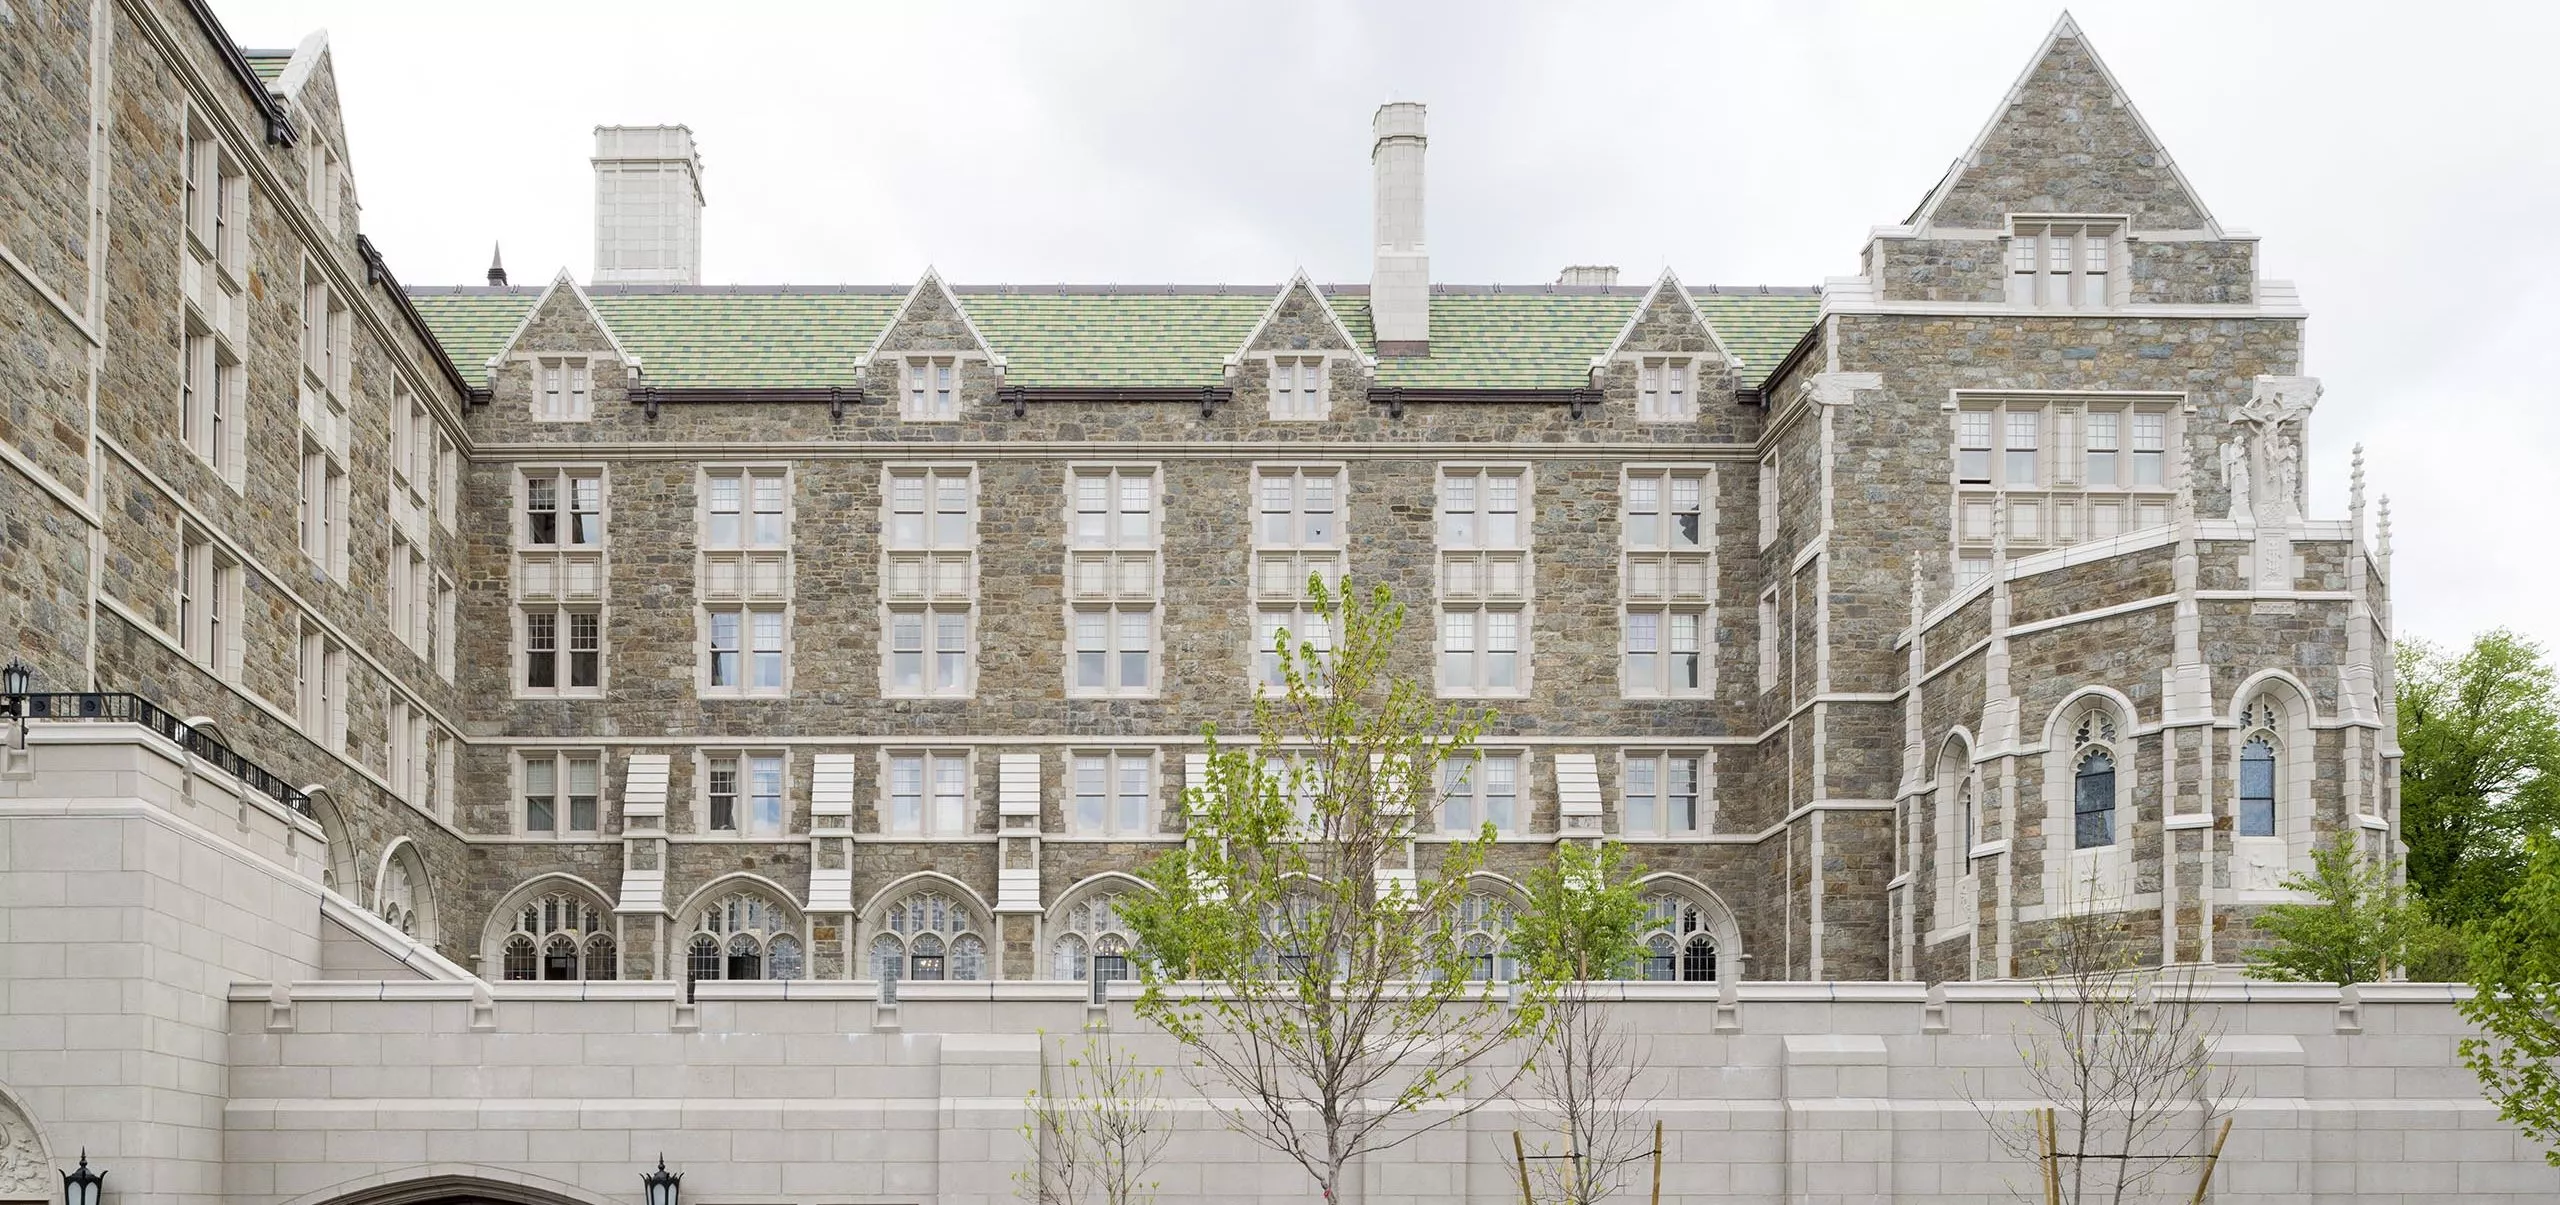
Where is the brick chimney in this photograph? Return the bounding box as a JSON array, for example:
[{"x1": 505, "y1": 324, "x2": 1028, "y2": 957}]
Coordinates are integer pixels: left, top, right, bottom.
[
  {"x1": 592, "y1": 125, "x2": 705, "y2": 286},
  {"x1": 1370, "y1": 103, "x2": 1429, "y2": 356}
]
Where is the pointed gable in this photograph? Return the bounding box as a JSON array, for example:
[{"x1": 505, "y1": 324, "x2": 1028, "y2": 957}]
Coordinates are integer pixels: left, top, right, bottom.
[
  {"x1": 1913, "y1": 15, "x2": 2217, "y2": 232},
  {"x1": 860, "y1": 267, "x2": 1001, "y2": 364},
  {"x1": 1596, "y1": 269, "x2": 1735, "y2": 367},
  {"x1": 1236, "y1": 270, "x2": 1370, "y2": 360},
  {"x1": 485, "y1": 270, "x2": 635, "y2": 381}
]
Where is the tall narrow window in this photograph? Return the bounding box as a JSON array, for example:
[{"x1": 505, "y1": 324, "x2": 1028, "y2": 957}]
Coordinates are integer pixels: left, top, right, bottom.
[
  {"x1": 2238, "y1": 735, "x2": 2277, "y2": 838},
  {"x1": 885, "y1": 467, "x2": 975, "y2": 696},
  {"x1": 1757, "y1": 452, "x2": 1780, "y2": 547},
  {"x1": 1252, "y1": 466, "x2": 1345, "y2": 689},
  {"x1": 518, "y1": 469, "x2": 607, "y2": 697},
  {"x1": 1623, "y1": 468, "x2": 1712, "y2": 698},
  {"x1": 2074, "y1": 749, "x2": 2117, "y2": 849},
  {"x1": 297, "y1": 627, "x2": 346, "y2": 751},
  {"x1": 177, "y1": 529, "x2": 238, "y2": 680},
  {"x1": 1068, "y1": 467, "x2": 1161, "y2": 697},
  {"x1": 1439, "y1": 468, "x2": 1529, "y2": 696},
  {"x1": 2004, "y1": 412, "x2": 2040, "y2": 487},
  {"x1": 1269, "y1": 356, "x2": 1327, "y2": 420}
]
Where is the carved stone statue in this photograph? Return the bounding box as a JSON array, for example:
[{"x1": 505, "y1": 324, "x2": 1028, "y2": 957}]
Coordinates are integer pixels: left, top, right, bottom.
[
  {"x1": 2220, "y1": 439, "x2": 2253, "y2": 522},
  {"x1": 2228, "y1": 375, "x2": 2321, "y2": 528},
  {"x1": 2272, "y1": 436, "x2": 2301, "y2": 525},
  {"x1": 0, "y1": 1099, "x2": 48, "y2": 1198}
]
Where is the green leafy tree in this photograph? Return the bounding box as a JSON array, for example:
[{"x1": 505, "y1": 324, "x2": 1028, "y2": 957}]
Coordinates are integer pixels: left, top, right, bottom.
[
  {"x1": 2398, "y1": 631, "x2": 2560, "y2": 925},
  {"x1": 2244, "y1": 835, "x2": 2435, "y2": 984},
  {"x1": 1509, "y1": 842, "x2": 1656, "y2": 1205},
  {"x1": 2460, "y1": 833, "x2": 2560, "y2": 1166},
  {"x1": 1117, "y1": 577, "x2": 1534, "y2": 1204}
]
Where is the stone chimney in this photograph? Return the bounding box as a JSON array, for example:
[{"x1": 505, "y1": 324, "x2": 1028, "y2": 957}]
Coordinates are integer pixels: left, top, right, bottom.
[
  {"x1": 592, "y1": 125, "x2": 705, "y2": 286},
  {"x1": 1556, "y1": 265, "x2": 1619, "y2": 287},
  {"x1": 1370, "y1": 102, "x2": 1429, "y2": 355}
]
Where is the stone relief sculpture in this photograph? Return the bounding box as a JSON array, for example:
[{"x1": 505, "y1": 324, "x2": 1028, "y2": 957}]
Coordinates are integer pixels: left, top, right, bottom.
[
  {"x1": 0, "y1": 1097, "x2": 48, "y2": 1199},
  {"x1": 2220, "y1": 439, "x2": 2253, "y2": 522},
  {"x1": 2227, "y1": 375, "x2": 2321, "y2": 526},
  {"x1": 2235, "y1": 840, "x2": 2289, "y2": 892}
]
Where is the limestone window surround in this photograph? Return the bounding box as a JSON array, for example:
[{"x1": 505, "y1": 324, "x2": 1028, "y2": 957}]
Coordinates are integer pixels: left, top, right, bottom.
[
  {"x1": 2005, "y1": 215, "x2": 2127, "y2": 310},
  {"x1": 1456, "y1": 888, "x2": 1519, "y2": 981},
  {"x1": 901, "y1": 355, "x2": 963, "y2": 421},
  {"x1": 385, "y1": 699, "x2": 449, "y2": 821},
  {"x1": 303, "y1": 131, "x2": 346, "y2": 235},
  {"x1": 294, "y1": 622, "x2": 346, "y2": 753},
  {"x1": 883, "y1": 749, "x2": 974, "y2": 837},
  {"x1": 1437, "y1": 465, "x2": 1532, "y2": 698},
  {"x1": 1266, "y1": 354, "x2": 1330, "y2": 420},
  {"x1": 180, "y1": 110, "x2": 250, "y2": 496},
  {"x1": 373, "y1": 844, "x2": 423, "y2": 937},
  {"x1": 386, "y1": 529, "x2": 427, "y2": 655},
  {"x1": 882, "y1": 466, "x2": 977, "y2": 698},
  {"x1": 430, "y1": 572, "x2": 456, "y2": 682},
  {"x1": 533, "y1": 356, "x2": 594, "y2": 422},
  {"x1": 492, "y1": 888, "x2": 617, "y2": 981},
  {"x1": 296, "y1": 441, "x2": 347, "y2": 579},
  {"x1": 700, "y1": 750, "x2": 787, "y2": 837},
  {"x1": 1251, "y1": 464, "x2": 1345, "y2": 689},
  {"x1": 868, "y1": 887, "x2": 991, "y2": 981},
  {"x1": 2229, "y1": 680, "x2": 2318, "y2": 898},
  {"x1": 2047, "y1": 699, "x2": 2136, "y2": 913},
  {"x1": 1621, "y1": 466, "x2": 1716, "y2": 699},
  {"x1": 1048, "y1": 885, "x2": 1139, "y2": 981},
  {"x1": 1621, "y1": 750, "x2": 1712, "y2": 838},
  {"x1": 1635, "y1": 355, "x2": 1700, "y2": 422},
  {"x1": 1757, "y1": 451, "x2": 1779, "y2": 549},
  {"x1": 689, "y1": 889, "x2": 807, "y2": 985},
  {"x1": 1951, "y1": 394, "x2": 2179, "y2": 584},
  {"x1": 515, "y1": 466, "x2": 608, "y2": 698},
  {"x1": 1930, "y1": 739, "x2": 1984, "y2": 947},
  {"x1": 1438, "y1": 750, "x2": 1524, "y2": 836},
  {"x1": 1638, "y1": 887, "x2": 1725, "y2": 982},
  {"x1": 1064, "y1": 466, "x2": 1161, "y2": 698},
  {"x1": 177, "y1": 524, "x2": 242, "y2": 683},
  {"x1": 1756, "y1": 587, "x2": 1780, "y2": 695},
  {"x1": 1066, "y1": 750, "x2": 1154, "y2": 837},
  {"x1": 433, "y1": 427, "x2": 459, "y2": 532},
  {"x1": 517, "y1": 749, "x2": 605, "y2": 837},
  {"x1": 699, "y1": 466, "x2": 794, "y2": 699}
]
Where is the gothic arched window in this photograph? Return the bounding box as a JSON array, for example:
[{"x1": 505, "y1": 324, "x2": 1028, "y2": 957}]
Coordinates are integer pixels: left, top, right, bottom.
[
  {"x1": 870, "y1": 889, "x2": 987, "y2": 982},
  {"x1": 1051, "y1": 890, "x2": 1139, "y2": 982},
  {"x1": 1454, "y1": 891, "x2": 1517, "y2": 982},
  {"x1": 2238, "y1": 699, "x2": 2279, "y2": 838},
  {"x1": 1638, "y1": 891, "x2": 1719, "y2": 983},
  {"x1": 499, "y1": 889, "x2": 615, "y2": 981},
  {"x1": 376, "y1": 855, "x2": 418, "y2": 936},
  {"x1": 2071, "y1": 710, "x2": 2121, "y2": 850},
  {"x1": 689, "y1": 890, "x2": 800, "y2": 989}
]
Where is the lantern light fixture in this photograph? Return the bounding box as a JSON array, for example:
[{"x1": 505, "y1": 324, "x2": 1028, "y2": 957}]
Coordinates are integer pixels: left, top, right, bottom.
[
  {"x1": 641, "y1": 1155, "x2": 680, "y2": 1205},
  {"x1": 61, "y1": 1151, "x2": 105, "y2": 1205}
]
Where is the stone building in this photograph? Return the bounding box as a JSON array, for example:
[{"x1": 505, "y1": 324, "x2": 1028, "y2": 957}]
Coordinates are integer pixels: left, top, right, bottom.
[{"x1": 3, "y1": 5, "x2": 2487, "y2": 1202}]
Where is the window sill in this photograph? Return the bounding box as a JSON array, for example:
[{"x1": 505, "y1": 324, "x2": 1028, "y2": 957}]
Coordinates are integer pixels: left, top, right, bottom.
[{"x1": 2162, "y1": 813, "x2": 2215, "y2": 830}]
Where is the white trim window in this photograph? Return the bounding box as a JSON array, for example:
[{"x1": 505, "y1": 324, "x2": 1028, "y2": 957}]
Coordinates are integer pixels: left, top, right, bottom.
[
  {"x1": 1252, "y1": 465, "x2": 1345, "y2": 689},
  {"x1": 1441, "y1": 752, "x2": 1522, "y2": 836},
  {"x1": 1757, "y1": 452, "x2": 1779, "y2": 549},
  {"x1": 703, "y1": 607, "x2": 788, "y2": 695},
  {"x1": 520, "y1": 751, "x2": 603, "y2": 837},
  {"x1": 176, "y1": 526, "x2": 241, "y2": 681},
  {"x1": 701, "y1": 467, "x2": 791, "y2": 696},
  {"x1": 295, "y1": 624, "x2": 347, "y2": 752},
  {"x1": 517, "y1": 468, "x2": 606, "y2": 696},
  {"x1": 298, "y1": 441, "x2": 349, "y2": 578},
  {"x1": 1438, "y1": 467, "x2": 1530, "y2": 696},
  {"x1": 1622, "y1": 752, "x2": 1708, "y2": 837},
  {"x1": 1067, "y1": 467, "x2": 1160, "y2": 697},
  {"x1": 1757, "y1": 588, "x2": 1780, "y2": 695},
  {"x1": 902, "y1": 355, "x2": 961, "y2": 421},
  {"x1": 883, "y1": 467, "x2": 975, "y2": 697},
  {"x1": 434, "y1": 428, "x2": 460, "y2": 532},
  {"x1": 2007, "y1": 218, "x2": 2120, "y2": 309},
  {"x1": 1636, "y1": 356, "x2": 1698, "y2": 422},
  {"x1": 300, "y1": 262, "x2": 351, "y2": 409},
  {"x1": 1069, "y1": 751, "x2": 1154, "y2": 837},
  {"x1": 179, "y1": 117, "x2": 249, "y2": 488},
  {"x1": 432, "y1": 573, "x2": 457, "y2": 682},
  {"x1": 304, "y1": 136, "x2": 345, "y2": 233},
  {"x1": 689, "y1": 892, "x2": 804, "y2": 984},
  {"x1": 1623, "y1": 468, "x2": 1713, "y2": 698},
  {"x1": 1051, "y1": 891, "x2": 1137, "y2": 982},
  {"x1": 1268, "y1": 355, "x2": 1328, "y2": 420},
  {"x1": 387, "y1": 530, "x2": 429, "y2": 655},
  {"x1": 534, "y1": 356, "x2": 593, "y2": 421},
  {"x1": 1953, "y1": 396, "x2": 2177, "y2": 582},
  {"x1": 704, "y1": 752, "x2": 787, "y2": 837},
  {"x1": 869, "y1": 890, "x2": 988, "y2": 981},
  {"x1": 390, "y1": 377, "x2": 431, "y2": 520},
  {"x1": 886, "y1": 751, "x2": 974, "y2": 836},
  {"x1": 386, "y1": 700, "x2": 449, "y2": 815}
]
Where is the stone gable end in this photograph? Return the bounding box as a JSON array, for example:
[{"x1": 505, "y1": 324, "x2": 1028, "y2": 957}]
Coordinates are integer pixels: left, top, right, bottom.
[
  {"x1": 870, "y1": 276, "x2": 988, "y2": 355},
  {"x1": 510, "y1": 280, "x2": 623, "y2": 357},
  {"x1": 1615, "y1": 282, "x2": 1726, "y2": 359},
  {"x1": 1930, "y1": 33, "x2": 2209, "y2": 230},
  {"x1": 1246, "y1": 280, "x2": 1355, "y2": 354}
]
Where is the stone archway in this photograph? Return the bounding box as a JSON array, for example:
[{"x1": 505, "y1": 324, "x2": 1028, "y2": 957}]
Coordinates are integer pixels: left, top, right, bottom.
[{"x1": 278, "y1": 1168, "x2": 621, "y2": 1205}]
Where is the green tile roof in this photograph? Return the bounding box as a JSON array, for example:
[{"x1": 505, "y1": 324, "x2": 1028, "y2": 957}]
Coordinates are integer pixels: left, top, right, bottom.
[
  {"x1": 964, "y1": 293, "x2": 1271, "y2": 389},
  {"x1": 592, "y1": 294, "x2": 903, "y2": 389},
  {"x1": 402, "y1": 285, "x2": 1820, "y2": 393}
]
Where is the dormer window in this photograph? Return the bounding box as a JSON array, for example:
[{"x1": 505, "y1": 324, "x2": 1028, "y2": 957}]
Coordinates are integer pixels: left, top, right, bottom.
[
  {"x1": 536, "y1": 357, "x2": 593, "y2": 421},
  {"x1": 904, "y1": 356, "x2": 960, "y2": 420},
  {"x1": 1637, "y1": 357, "x2": 1697, "y2": 422},
  {"x1": 1269, "y1": 356, "x2": 1327, "y2": 420},
  {"x1": 2007, "y1": 219, "x2": 2117, "y2": 309}
]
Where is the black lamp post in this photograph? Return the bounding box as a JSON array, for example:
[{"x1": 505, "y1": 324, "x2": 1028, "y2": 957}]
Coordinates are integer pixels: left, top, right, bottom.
[
  {"x1": 641, "y1": 1155, "x2": 680, "y2": 1205},
  {"x1": 61, "y1": 1151, "x2": 104, "y2": 1205},
  {"x1": 2, "y1": 659, "x2": 32, "y2": 752}
]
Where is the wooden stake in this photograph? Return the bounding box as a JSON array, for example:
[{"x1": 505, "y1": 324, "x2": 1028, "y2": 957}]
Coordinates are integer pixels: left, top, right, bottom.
[
  {"x1": 1650, "y1": 1119, "x2": 1664, "y2": 1205},
  {"x1": 2039, "y1": 1108, "x2": 2062, "y2": 1205},
  {"x1": 1512, "y1": 1130, "x2": 1533, "y2": 1205},
  {"x1": 2187, "y1": 1115, "x2": 2234, "y2": 1205}
]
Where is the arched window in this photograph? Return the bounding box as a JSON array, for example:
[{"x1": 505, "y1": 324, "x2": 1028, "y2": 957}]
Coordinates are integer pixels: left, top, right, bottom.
[
  {"x1": 1261, "y1": 888, "x2": 1324, "y2": 978},
  {"x1": 1638, "y1": 891, "x2": 1719, "y2": 983},
  {"x1": 498, "y1": 889, "x2": 615, "y2": 981},
  {"x1": 2238, "y1": 699, "x2": 2279, "y2": 838},
  {"x1": 1051, "y1": 890, "x2": 1138, "y2": 982},
  {"x1": 2071, "y1": 710, "x2": 2121, "y2": 850},
  {"x1": 1454, "y1": 891, "x2": 1517, "y2": 982},
  {"x1": 376, "y1": 854, "x2": 419, "y2": 936},
  {"x1": 690, "y1": 890, "x2": 800, "y2": 987},
  {"x1": 869, "y1": 889, "x2": 987, "y2": 982}
]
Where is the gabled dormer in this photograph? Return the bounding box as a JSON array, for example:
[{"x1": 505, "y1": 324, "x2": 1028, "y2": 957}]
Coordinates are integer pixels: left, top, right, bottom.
[
  {"x1": 859, "y1": 268, "x2": 1003, "y2": 422},
  {"x1": 1228, "y1": 269, "x2": 1371, "y2": 421},
  {"x1": 486, "y1": 270, "x2": 637, "y2": 422},
  {"x1": 1590, "y1": 270, "x2": 1737, "y2": 422}
]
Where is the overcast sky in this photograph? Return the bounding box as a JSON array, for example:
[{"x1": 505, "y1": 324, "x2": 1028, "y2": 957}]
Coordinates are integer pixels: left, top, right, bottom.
[{"x1": 218, "y1": 0, "x2": 2559, "y2": 658}]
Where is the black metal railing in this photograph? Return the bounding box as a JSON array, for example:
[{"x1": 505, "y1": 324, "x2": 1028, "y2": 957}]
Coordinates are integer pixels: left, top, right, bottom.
[{"x1": 15, "y1": 693, "x2": 314, "y2": 817}]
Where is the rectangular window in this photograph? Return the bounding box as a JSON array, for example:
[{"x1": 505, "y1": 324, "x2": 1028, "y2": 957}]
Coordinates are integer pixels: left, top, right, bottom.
[
  {"x1": 521, "y1": 752, "x2": 603, "y2": 836},
  {"x1": 882, "y1": 467, "x2": 976, "y2": 697},
  {"x1": 435, "y1": 429, "x2": 459, "y2": 531},
  {"x1": 1953, "y1": 398, "x2": 2176, "y2": 567},
  {"x1": 517, "y1": 468, "x2": 607, "y2": 696},
  {"x1": 1439, "y1": 608, "x2": 1522, "y2": 693},
  {"x1": 1269, "y1": 356, "x2": 1328, "y2": 420},
  {"x1": 705, "y1": 753, "x2": 785, "y2": 837},
  {"x1": 1623, "y1": 468, "x2": 1712, "y2": 698},
  {"x1": 2008, "y1": 220, "x2": 2117, "y2": 309},
  {"x1": 1071, "y1": 752, "x2": 1153, "y2": 836},
  {"x1": 704, "y1": 468, "x2": 790, "y2": 549},
  {"x1": 1253, "y1": 466, "x2": 1346, "y2": 688},
  {"x1": 300, "y1": 266, "x2": 350, "y2": 404},
  {"x1": 1637, "y1": 357, "x2": 1697, "y2": 422},
  {"x1": 1622, "y1": 752, "x2": 1706, "y2": 837},
  {"x1": 433, "y1": 574, "x2": 456, "y2": 681},
  {"x1": 1757, "y1": 453, "x2": 1780, "y2": 547},
  {"x1": 177, "y1": 529, "x2": 239, "y2": 680},
  {"x1": 1067, "y1": 467, "x2": 1161, "y2": 697},
  {"x1": 1072, "y1": 608, "x2": 1153, "y2": 693},
  {"x1": 521, "y1": 608, "x2": 601, "y2": 692},
  {"x1": 703, "y1": 606, "x2": 788, "y2": 695},
  {"x1": 887, "y1": 752, "x2": 972, "y2": 835},
  {"x1": 297, "y1": 627, "x2": 347, "y2": 752},
  {"x1": 298, "y1": 443, "x2": 348, "y2": 576},
  {"x1": 1441, "y1": 753, "x2": 1521, "y2": 835},
  {"x1": 1757, "y1": 589, "x2": 1779, "y2": 695},
  {"x1": 1440, "y1": 467, "x2": 1528, "y2": 697},
  {"x1": 535, "y1": 357, "x2": 594, "y2": 421},
  {"x1": 903, "y1": 356, "x2": 961, "y2": 420}
]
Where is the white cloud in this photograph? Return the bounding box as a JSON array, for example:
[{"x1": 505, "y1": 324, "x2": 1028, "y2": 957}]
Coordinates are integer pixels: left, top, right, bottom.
[{"x1": 223, "y1": 0, "x2": 2560, "y2": 656}]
